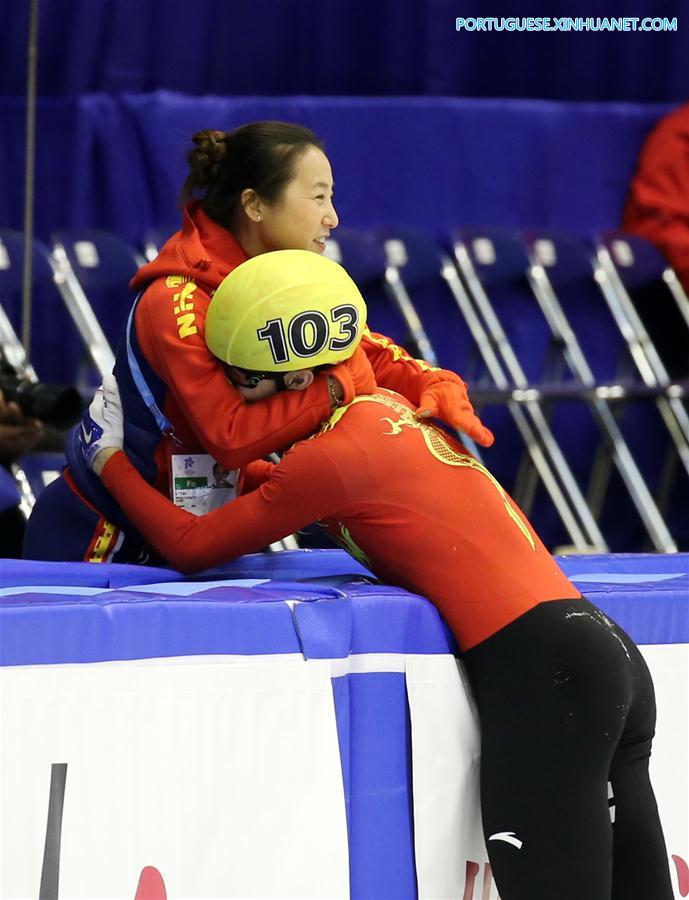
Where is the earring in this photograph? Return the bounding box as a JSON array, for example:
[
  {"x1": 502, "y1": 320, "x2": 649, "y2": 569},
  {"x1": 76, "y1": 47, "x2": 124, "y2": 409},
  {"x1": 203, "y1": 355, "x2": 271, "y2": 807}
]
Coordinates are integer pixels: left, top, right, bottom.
[{"x1": 256, "y1": 215, "x2": 262, "y2": 222}]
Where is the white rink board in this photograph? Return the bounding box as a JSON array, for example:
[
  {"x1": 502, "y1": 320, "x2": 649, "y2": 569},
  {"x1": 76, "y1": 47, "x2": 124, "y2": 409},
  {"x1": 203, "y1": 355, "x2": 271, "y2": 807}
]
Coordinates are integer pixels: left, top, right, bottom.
[
  {"x1": 0, "y1": 656, "x2": 349, "y2": 899},
  {"x1": 0, "y1": 643, "x2": 686, "y2": 899}
]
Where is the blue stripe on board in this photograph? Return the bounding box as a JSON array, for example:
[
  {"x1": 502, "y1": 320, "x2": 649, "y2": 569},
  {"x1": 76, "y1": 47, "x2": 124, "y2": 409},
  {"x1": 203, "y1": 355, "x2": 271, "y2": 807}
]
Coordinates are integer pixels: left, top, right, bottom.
[{"x1": 332, "y1": 672, "x2": 417, "y2": 900}]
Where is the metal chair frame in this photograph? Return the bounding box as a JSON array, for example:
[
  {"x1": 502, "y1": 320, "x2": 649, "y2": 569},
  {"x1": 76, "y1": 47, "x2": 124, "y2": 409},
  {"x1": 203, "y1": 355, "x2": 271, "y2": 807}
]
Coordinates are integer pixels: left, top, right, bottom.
[
  {"x1": 49, "y1": 241, "x2": 115, "y2": 378},
  {"x1": 450, "y1": 233, "x2": 608, "y2": 552},
  {"x1": 524, "y1": 236, "x2": 676, "y2": 552},
  {"x1": 50, "y1": 230, "x2": 149, "y2": 379},
  {"x1": 594, "y1": 240, "x2": 689, "y2": 480},
  {"x1": 0, "y1": 300, "x2": 38, "y2": 516},
  {"x1": 379, "y1": 247, "x2": 483, "y2": 461}
]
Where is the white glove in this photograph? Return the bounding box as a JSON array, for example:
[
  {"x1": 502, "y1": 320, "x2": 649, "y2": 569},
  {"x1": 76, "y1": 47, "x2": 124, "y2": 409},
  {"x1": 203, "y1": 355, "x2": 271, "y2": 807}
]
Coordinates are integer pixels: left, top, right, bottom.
[{"x1": 80, "y1": 374, "x2": 124, "y2": 470}]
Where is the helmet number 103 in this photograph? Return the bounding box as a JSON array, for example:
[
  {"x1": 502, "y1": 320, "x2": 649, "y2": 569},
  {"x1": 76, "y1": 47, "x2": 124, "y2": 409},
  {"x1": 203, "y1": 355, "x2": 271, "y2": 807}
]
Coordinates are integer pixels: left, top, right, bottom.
[{"x1": 257, "y1": 304, "x2": 360, "y2": 364}]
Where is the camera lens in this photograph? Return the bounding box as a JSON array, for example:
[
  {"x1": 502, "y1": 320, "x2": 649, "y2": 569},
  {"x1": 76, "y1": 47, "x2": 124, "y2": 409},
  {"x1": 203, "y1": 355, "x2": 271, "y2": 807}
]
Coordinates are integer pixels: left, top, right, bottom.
[
  {"x1": 23, "y1": 383, "x2": 84, "y2": 429},
  {"x1": 0, "y1": 376, "x2": 84, "y2": 429}
]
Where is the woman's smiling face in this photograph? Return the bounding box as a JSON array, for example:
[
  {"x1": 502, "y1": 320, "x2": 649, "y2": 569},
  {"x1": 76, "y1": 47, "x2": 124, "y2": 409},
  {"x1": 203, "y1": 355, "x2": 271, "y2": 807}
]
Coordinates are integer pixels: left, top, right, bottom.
[{"x1": 257, "y1": 146, "x2": 338, "y2": 253}]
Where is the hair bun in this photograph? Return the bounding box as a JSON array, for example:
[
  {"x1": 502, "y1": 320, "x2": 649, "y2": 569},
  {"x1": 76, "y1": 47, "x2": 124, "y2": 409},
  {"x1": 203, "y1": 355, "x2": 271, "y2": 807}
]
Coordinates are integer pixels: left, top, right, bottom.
[{"x1": 188, "y1": 130, "x2": 228, "y2": 187}]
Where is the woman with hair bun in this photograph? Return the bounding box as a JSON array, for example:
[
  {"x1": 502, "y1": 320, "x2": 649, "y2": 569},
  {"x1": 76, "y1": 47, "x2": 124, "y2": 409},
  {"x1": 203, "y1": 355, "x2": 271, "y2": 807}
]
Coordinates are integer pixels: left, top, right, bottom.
[{"x1": 24, "y1": 121, "x2": 493, "y2": 564}]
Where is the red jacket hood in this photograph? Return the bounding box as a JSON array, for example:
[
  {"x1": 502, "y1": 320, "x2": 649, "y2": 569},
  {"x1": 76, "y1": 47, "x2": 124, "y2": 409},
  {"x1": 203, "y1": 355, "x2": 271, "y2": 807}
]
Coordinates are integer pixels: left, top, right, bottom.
[{"x1": 130, "y1": 201, "x2": 248, "y2": 293}]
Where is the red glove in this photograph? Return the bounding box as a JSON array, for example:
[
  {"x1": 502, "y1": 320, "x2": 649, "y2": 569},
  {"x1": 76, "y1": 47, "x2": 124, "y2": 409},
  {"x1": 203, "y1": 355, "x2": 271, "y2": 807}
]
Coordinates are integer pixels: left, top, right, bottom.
[
  {"x1": 417, "y1": 374, "x2": 494, "y2": 447},
  {"x1": 328, "y1": 346, "x2": 378, "y2": 403}
]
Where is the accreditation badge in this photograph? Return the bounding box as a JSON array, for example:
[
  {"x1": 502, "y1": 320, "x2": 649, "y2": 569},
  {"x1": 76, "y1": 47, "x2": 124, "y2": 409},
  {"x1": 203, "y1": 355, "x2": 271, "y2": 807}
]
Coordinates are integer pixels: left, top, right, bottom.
[{"x1": 168, "y1": 449, "x2": 237, "y2": 515}]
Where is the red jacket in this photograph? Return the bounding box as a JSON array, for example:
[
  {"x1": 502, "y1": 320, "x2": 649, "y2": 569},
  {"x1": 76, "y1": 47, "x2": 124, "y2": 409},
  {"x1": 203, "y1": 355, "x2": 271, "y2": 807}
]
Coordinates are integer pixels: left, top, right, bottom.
[{"x1": 622, "y1": 103, "x2": 689, "y2": 289}]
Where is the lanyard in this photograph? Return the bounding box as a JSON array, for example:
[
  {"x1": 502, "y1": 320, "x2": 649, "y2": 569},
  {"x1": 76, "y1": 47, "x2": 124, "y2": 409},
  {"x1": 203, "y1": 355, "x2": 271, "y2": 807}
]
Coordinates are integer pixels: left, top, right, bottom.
[{"x1": 125, "y1": 297, "x2": 174, "y2": 437}]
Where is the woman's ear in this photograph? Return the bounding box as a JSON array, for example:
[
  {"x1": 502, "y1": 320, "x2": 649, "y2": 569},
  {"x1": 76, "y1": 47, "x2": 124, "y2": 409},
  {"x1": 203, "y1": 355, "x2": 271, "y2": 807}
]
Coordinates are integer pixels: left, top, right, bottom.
[
  {"x1": 240, "y1": 188, "x2": 263, "y2": 223},
  {"x1": 284, "y1": 370, "x2": 315, "y2": 391}
]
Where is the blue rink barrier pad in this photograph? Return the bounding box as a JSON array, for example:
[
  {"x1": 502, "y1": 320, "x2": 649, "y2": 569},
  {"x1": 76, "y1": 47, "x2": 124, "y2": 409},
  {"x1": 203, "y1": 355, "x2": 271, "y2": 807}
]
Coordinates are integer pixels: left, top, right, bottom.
[{"x1": 1, "y1": 552, "x2": 687, "y2": 663}]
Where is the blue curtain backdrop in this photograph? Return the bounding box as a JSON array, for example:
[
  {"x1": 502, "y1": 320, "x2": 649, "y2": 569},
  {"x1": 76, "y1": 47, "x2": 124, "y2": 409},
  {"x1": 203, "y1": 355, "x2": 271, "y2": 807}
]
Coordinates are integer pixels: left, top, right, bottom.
[
  {"x1": 1, "y1": 0, "x2": 686, "y2": 102},
  {"x1": 0, "y1": 93, "x2": 670, "y2": 244},
  {"x1": 1, "y1": 0, "x2": 682, "y2": 238}
]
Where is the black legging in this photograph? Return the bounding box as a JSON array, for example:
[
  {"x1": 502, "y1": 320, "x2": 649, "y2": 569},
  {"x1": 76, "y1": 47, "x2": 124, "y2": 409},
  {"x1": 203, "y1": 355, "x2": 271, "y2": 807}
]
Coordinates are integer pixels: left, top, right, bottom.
[{"x1": 463, "y1": 598, "x2": 674, "y2": 900}]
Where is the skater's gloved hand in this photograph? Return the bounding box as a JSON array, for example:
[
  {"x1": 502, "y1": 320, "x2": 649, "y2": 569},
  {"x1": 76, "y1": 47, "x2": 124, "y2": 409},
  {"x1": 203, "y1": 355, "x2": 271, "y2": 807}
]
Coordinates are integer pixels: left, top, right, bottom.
[
  {"x1": 79, "y1": 375, "x2": 124, "y2": 475},
  {"x1": 417, "y1": 371, "x2": 494, "y2": 448}
]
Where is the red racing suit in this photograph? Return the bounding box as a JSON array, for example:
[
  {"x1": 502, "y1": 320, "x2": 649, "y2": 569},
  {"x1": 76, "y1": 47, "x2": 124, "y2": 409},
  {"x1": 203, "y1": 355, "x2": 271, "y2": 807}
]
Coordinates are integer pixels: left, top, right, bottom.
[{"x1": 101, "y1": 390, "x2": 579, "y2": 650}]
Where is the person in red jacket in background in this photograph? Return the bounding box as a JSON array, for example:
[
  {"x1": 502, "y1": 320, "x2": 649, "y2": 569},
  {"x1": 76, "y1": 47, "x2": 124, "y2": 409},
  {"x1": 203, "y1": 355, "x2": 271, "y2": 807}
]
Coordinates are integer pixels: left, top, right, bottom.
[
  {"x1": 88, "y1": 250, "x2": 673, "y2": 900},
  {"x1": 623, "y1": 102, "x2": 689, "y2": 291},
  {"x1": 622, "y1": 103, "x2": 689, "y2": 384},
  {"x1": 23, "y1": 121, "x2": 492, "y2": 564}
]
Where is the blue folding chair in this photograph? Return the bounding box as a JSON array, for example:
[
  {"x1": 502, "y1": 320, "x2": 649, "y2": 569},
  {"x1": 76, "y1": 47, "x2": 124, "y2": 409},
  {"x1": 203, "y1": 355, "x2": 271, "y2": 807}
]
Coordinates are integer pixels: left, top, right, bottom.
[
  {"x1": 17, "y1": 451, "x2": 65, "y2": 498},
  {"x1": 598, "y1": 231, "x2": 689, "y2": 381},
  {"x1": 451, "y1": 228, "x2": 607, "y2": 552},
  {"x1": 329, "y1": 228, "x2": 488, "y2": 456},
  {"x1": 523, "y1": 231, "x2": 676, "y2": 552},
  {"x1": 51, "y1": 230, "x2": 146, "y2": 377},
  {"x1": 326, "y1": 228, "x2": 468, "y2": 376},
  {"x1": 0, "y1": 279, "x2": 69, "y2": 517},
  {"x1": 141, "y1": 225, "x2": 178, "y2": 263},
  {"x1": 0, "y1": 337, "x2": 35, "y2": 515},
  {"x1": 595, "y1": 234, "x2": 689, "y2": 471},
  {"x1": 377, "y1": 225, "x2": 606, "y2": 551},
  {"x1": 1, "y1": 449, "x2": 69, "y2": 521},
  {"x1": 331, "y1": 228, "x2": 581, "y2": 553},
  {"x1": 595, "y1": 231, "x2": 689, "y2": 547},
  {"x1": 0, "y1": 231, "x2": 90, "y2": 386},
  {"x1": 373, "y1": 227, "x2": 480, "y2": 375},
  {"x1": 373, "y1": 226, "x2": 529, "y2": 467},
  {"x1": 326, "y1": 228, "x2": 413, "y2": 349}
]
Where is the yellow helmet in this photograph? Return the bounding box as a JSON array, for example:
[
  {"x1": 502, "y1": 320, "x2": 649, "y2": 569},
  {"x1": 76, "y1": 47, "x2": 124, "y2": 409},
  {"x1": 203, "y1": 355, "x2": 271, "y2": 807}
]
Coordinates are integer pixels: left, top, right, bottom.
[{"x1": 206, "y1": 250, "x2": 367, "y2": 372}]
